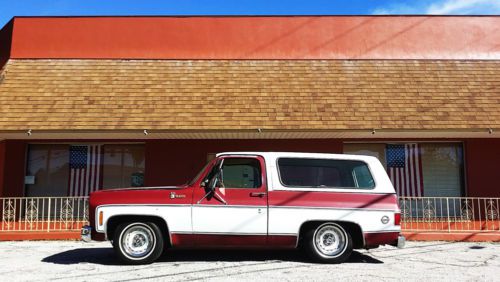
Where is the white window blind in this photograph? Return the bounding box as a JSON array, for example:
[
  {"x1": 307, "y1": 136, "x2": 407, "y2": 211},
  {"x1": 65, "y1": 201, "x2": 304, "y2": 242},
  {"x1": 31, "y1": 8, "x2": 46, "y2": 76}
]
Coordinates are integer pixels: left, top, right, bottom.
[{"x1": 420, "y1": 144, "x2": 463, "y2": 197}]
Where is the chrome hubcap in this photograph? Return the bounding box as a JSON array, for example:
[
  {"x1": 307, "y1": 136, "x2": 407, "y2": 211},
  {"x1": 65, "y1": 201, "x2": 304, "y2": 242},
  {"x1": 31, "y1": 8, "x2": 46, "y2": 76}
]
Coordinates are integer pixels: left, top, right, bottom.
[
  {"x1": 314, "y1": 224, "x2": 347, "y2": 258},
  {"x1": 121, "y1": 225, "x2": 155, "y2": 258}
]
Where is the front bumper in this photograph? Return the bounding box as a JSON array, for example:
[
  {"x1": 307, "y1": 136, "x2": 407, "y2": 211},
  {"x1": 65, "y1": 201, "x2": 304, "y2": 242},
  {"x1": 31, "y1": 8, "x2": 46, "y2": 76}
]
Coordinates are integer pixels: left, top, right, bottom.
[
  {"x1": 81, "y1": 225, "x2": 92, "y2": 242},
  {"x1": 397, "y1": 235, "x2": 406, "y2": 248}
]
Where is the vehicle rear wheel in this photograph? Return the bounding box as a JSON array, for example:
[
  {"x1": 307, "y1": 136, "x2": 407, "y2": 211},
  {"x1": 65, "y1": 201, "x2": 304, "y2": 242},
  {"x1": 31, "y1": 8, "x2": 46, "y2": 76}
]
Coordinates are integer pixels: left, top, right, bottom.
[
  {"x1": 304, "y1": 222, "x2": 353, "y2": 264},
  {"x1": 113, "y1": 222, "x2": 164, "y2": 264}
]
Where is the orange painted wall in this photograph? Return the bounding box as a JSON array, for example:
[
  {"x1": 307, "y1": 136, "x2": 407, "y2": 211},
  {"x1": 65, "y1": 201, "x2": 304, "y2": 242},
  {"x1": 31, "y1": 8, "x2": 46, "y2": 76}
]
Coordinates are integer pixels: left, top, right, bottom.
[{"x1": 8, "y1": 16, "x2": 500, "y2": 60}]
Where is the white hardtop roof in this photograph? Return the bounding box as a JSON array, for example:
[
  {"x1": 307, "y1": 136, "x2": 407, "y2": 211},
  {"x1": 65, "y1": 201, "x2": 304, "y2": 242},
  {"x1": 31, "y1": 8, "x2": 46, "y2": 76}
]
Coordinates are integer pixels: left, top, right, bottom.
[
  {"x1": 216, "y1": 152, "x2": 377, "y2": 162},
  {"x1": 215, "y1": 151, "x2": 393, "y2": 193}
]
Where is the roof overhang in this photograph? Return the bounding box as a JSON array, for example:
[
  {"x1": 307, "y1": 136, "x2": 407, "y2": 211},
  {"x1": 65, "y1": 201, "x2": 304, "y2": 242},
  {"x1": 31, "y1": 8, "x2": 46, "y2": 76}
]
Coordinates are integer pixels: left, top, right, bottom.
[{"x1": 0, "y1": 129, "x2": 497, "y2": 141}]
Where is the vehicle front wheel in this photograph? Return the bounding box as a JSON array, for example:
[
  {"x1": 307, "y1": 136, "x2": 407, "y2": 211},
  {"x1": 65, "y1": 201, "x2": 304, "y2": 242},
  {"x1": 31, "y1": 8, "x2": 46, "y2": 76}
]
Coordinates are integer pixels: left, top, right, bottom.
[
  {"x1": 113, "y1": 222, "x2": 164, "y2": 264},
  {"x1": 304, "y1": 222, "x2": 353, "y2": 264}
]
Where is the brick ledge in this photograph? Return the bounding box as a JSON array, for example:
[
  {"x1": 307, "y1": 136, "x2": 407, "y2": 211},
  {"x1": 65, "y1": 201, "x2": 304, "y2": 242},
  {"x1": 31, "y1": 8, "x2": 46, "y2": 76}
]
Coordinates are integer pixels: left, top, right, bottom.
[
  {"x1": 403, "y1": 231, "x2": 500, "y2": 242},
  {"x1": 0, "y1": 232, "x2": 80, "y2": 241}
]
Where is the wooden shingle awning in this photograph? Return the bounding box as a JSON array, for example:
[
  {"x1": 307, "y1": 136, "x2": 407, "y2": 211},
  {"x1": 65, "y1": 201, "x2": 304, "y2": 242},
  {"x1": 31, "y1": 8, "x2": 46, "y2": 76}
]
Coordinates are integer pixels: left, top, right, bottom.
[{"x1": 0, "y1": 59, "x2": 498, "y2": 139}]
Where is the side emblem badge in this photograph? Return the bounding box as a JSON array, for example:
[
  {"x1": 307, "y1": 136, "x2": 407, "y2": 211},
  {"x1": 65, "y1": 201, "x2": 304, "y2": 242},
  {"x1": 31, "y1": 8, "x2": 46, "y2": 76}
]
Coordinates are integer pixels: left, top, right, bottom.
[
  {"x1": 381, "y1": 216, "x2": 390, "y2": 224},
  {"x1": 170, "y1": 192, "x2": 186, "y2": 199}
]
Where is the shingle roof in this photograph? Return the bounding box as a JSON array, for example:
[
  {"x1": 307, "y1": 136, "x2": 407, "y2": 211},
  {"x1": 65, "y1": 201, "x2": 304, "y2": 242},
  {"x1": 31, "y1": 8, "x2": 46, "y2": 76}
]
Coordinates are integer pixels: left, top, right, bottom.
[{"x1": 0, "y1": 59, "x2": 498, "y2": 131}]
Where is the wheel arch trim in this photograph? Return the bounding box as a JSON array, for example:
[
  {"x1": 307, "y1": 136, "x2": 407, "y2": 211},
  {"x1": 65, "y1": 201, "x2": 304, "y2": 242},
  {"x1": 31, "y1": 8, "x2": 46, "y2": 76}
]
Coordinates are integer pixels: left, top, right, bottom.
[{"x1": 105, "y1": 214, "x2": 171, "y2": 244}]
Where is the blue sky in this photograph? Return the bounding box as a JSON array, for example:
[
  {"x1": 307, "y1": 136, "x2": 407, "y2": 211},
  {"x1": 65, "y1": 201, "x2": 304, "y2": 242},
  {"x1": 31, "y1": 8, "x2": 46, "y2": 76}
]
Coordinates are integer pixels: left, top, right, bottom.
[{"x1": 1, "y1": 0, "x2": 499, "y2": 28}]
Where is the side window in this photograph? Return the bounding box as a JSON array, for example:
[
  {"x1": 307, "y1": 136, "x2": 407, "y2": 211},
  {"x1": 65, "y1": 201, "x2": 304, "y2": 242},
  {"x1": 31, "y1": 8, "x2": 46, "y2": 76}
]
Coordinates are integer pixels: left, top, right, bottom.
[
  {"x1": 221, "y1": 158, "x2": 262, "y2": 189},
  {"x1": 352, "y1": 164, "x2": 375, "y2": 189},
  {"x1": 277, "y1": 158, "x2": 375, "y2": 189}
]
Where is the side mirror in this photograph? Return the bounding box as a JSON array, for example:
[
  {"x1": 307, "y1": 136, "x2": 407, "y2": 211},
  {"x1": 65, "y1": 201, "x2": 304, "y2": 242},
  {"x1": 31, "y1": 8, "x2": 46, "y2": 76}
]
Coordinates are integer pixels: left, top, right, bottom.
[
  {"x1": 207, "y1": 172, "x2": 220, "y2": 192},
  {"x1": 196, "y1": 167, "x2": 227, "y2": 205}
]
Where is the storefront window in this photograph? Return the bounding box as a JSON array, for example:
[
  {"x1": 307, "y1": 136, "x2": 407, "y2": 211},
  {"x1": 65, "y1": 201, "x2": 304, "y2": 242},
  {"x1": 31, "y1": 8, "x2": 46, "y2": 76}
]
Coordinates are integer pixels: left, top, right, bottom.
[
  {"x1": 25, "y1": 143, "x2": 146, "y2": 196},
  {"x1": 25, "y1": 144, "x2": 69, "y2": 197},
  {"x1": 420, "y1": 143, "x2": 464, "y2": 197},
  {"x1": 344, "y1": 143, "x2": 464, "y2": 197},
  {"x1": 102, "y1": 144, "x2": 145, "y2": 189}
]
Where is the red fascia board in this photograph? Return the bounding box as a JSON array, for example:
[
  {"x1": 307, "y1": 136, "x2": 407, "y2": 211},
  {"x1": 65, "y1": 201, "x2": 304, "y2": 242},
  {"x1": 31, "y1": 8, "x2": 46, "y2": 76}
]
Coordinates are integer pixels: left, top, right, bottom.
[{"x1": 6, "y1": 16, "x2": 500, "y2": 60}]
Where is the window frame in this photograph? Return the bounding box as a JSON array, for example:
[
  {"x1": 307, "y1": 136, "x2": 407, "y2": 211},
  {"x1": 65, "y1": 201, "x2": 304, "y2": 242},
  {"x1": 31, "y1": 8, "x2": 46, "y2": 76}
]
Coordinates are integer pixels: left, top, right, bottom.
[
  {"x1": 276, "y1": 157, "x2": 376, "y2": 190},
  {"x1": 219, "y1": 157, "x2": 263, "y2": 189},
  {"x1": 24, "y1": 142, "x2": 146, "y2": 195},
  {"x1": 101, "y1": 143, "x2": 146, "y2": 189},
  {"x1": 198, "y1": 155, "x2": 265, "y2": 190}
]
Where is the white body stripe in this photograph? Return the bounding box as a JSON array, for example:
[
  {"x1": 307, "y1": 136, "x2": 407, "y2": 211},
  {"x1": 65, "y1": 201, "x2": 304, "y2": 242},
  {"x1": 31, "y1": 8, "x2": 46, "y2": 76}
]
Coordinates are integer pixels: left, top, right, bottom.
[
  {"x1": 96, "y1": 205, "x2": 400, "y2": 235},
  {"x1": 192, "y1": 206, "x2": 267, "y2": 234},
  {"x1": 268, "y1": 207, "x2": 400, "y2": 234}
]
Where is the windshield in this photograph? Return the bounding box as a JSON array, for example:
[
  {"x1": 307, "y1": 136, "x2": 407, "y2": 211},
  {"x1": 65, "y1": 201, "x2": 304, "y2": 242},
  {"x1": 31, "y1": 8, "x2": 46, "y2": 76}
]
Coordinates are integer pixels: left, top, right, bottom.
[{"x1": 187, "y1": 160, "x2": 213, "y2": 186}]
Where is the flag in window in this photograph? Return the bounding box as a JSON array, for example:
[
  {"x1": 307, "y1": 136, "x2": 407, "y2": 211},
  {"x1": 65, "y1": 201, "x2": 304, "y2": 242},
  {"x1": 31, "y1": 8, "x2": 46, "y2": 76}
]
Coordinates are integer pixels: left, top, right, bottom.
[
  {"x1": 386, "y1": 144, "x2": 424, "y2": 197},
  {"x1": 68, "y1": 145, "x2": 103, "y2": 196}
]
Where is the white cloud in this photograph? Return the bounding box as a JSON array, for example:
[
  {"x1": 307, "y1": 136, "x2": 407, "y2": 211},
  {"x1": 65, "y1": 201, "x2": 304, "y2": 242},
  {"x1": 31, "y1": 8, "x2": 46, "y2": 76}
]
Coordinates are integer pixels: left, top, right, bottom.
[
  {"x1": 373, "y1": 0, "x2": 500, "y2": 15},
  {"x1": 427, "y1": 0, "x2": 500, "y2": 14},
  {"x1": 372, "y1": 4, "x2": 418, "y2": 15}
]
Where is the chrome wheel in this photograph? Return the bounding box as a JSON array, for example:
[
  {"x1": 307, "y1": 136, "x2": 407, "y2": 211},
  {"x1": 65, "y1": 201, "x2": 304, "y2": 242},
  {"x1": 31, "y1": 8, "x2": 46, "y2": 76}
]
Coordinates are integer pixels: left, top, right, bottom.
[
  {"x1": 119, "y1": 223, "x2": 156, "y2": 260},
  {"x1": 313, "y1": 224, "x2": 348, "y2": 258}
]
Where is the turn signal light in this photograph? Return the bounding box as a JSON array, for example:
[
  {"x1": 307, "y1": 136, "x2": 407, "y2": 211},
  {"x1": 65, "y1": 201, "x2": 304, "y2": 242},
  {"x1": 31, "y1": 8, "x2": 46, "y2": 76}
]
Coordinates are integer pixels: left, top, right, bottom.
[
  {"x1": 99, "y1": 211, "x2": 103, "y2": 226},
  {"x1": 394, "y1": 212, "x2": 401, "y2": 226}
]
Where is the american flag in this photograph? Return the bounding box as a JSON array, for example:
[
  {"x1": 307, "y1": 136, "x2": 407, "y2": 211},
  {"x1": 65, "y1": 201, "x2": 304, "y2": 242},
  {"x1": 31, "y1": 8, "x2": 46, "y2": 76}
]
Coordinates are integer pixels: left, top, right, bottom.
[
  {"x1": 68, "y1": 145, "x2": 102, "y2": 196},
  {"x1": 386, "y1": 144, "x2": 424, "y2": 197}
]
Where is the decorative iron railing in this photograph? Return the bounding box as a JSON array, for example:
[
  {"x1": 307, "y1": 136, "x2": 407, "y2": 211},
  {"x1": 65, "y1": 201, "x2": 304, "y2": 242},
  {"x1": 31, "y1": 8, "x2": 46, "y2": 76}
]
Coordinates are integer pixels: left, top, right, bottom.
[
  {"x1": 1, "y1": 197, "x2": 89, "y2": 232},
  {"x1": 1, "y1": 196, "x2": 499, "y2": 233},
  {"x1": 399, "y1": 197, "x2": 500, "y2": 232}
]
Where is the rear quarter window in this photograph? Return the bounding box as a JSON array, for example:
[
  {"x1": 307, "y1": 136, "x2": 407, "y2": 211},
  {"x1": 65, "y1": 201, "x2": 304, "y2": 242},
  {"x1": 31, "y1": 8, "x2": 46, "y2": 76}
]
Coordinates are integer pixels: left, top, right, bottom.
[{"x1": 277, "y1": 158, "x2": 375, "y2": 189}]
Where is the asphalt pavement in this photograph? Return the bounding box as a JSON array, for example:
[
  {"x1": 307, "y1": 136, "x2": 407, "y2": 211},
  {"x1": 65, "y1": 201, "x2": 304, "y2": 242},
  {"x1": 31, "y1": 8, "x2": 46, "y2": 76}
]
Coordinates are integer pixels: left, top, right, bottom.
[{"x1": 0, "y1": 240, "x2": 498, "y2": 281}]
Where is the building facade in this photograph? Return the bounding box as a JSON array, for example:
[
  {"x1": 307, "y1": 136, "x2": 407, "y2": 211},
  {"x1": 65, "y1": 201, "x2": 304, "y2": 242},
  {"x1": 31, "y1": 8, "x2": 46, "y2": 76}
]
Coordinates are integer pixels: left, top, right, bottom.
[{"x1": 0, "y1": 16, "x2": 499, "y2": 202}]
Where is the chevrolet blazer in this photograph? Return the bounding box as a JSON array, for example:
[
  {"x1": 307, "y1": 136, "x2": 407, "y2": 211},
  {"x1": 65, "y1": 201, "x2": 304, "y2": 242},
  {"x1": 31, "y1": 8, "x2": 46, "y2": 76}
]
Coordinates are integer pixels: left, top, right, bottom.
[{"x1": 82, "y1": 152, "x2": 405, "y2": 264}]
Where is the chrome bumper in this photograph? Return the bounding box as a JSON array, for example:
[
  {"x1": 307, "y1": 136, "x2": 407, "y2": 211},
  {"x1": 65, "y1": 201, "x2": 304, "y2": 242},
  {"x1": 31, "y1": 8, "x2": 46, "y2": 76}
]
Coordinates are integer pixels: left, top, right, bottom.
[
  {"x1": 397, "y1": 235, "x2": 406, "y2": 248},
  {"x1": 81, "y1": 225, "x2": 92, "y2": 242}
]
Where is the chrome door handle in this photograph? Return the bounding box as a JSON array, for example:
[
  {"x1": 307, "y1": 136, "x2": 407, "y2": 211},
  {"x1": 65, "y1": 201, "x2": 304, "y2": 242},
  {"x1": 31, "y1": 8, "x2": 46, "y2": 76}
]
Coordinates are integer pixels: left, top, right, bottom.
[{"x1": 250, "y1": 192, "x2": 267, "y2": 198}]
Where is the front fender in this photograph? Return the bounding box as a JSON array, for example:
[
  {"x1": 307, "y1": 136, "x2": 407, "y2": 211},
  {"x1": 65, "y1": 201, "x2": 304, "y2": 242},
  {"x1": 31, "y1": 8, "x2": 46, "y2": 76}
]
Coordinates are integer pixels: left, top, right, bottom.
[{"x1": 94, "y1": 204, "x2": 192, "y2": 235}]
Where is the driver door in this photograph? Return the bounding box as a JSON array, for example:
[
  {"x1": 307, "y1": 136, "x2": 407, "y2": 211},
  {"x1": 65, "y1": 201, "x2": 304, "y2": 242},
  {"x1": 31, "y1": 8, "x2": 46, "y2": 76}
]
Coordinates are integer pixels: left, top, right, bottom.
[{"x1": 192, "y1": 155, "x2": 268, "y2": 246}]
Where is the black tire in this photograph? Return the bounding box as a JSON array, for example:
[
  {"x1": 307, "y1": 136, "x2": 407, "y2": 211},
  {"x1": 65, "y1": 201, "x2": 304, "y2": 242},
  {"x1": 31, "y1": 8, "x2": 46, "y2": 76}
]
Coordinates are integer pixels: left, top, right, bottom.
[
  {"x1": 113, "y1": 222, "x2": 164, "y2": 264},
  {"x1": 304, "y1": 222, "x2": 353, "y2": 264}
]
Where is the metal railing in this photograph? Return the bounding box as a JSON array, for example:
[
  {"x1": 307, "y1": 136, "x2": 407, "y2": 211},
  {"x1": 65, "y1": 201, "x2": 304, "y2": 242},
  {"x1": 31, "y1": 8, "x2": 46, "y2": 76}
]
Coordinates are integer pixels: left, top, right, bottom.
[
  {"x1": 1, "y1": 197, "x2": 89, "y2": 232},
  {"x1": 399, "y1": 197, "x2": 500, "y2": 232},
  {"x1": 1, "y1": 196, "x2": 499, "y2": 233}
]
